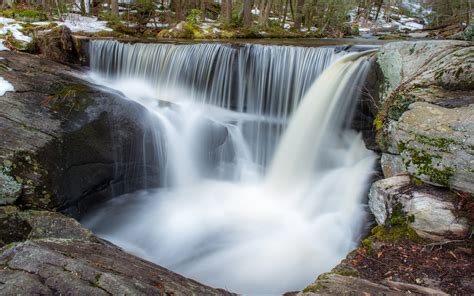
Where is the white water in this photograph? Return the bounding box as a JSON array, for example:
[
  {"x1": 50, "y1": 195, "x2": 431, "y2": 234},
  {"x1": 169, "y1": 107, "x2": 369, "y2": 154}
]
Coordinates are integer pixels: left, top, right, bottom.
[{"x1": 83, "y1": 42, "x2": 376, "y2": 295}]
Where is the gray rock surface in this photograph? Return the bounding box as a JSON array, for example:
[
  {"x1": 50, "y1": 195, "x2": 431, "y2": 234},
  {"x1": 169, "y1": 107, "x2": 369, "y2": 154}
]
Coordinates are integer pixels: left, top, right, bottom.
[
  {"x1": 375, "y1": 41, "x2": 474, "y2": 193},
  {"x1": 298, "y1": 273, "x2": 448, "y2": 296},
  {"x1": 0, "y1": 171, "x2": 21, "y2": 205},
  {"x1": 0, "y1": 51, "x2": 162, "y2": 216},
  {"x1": 380, "y1": 153, "x2": 406, "y2": 177},
  {"x1": 368, "y1": 176, "x2": 469, "y2": 240},
  {"x1": 0, "y1": 238, "x2": 233, "y2": 295},
  {"x1": 397, "y1": 102, "x2": 474, "y2": 192}
]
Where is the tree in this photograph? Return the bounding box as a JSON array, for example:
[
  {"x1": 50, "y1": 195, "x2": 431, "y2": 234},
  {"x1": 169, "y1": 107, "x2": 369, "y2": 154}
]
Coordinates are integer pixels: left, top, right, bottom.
[
  {"x1": 242, "y1": 0, "x2": 252, "y2": 27},
  {"x1": 111, "y1": 0, "x2": 119, "y2": 16},
  {"x1": 294, "y1": 0, "x2": 304, "y2": 29}
]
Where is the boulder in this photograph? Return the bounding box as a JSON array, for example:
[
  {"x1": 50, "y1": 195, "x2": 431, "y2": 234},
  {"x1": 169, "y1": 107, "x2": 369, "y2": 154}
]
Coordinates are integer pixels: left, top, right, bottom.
[
  {"x1": 374, "y1": 41, "x2": 474, "y2": 193},
  {"x1": 397, "y1": 102, "x2": 474, "y2": 192},
  {"x1": 368, "y1": 176, "x2": 469, "y2": 240},
  {"x1": 0, "y1": 51, "x2": 162, "y2": 216},
  {"x1": 0, "y1": 239, "x2": 233, "y2": 295}
]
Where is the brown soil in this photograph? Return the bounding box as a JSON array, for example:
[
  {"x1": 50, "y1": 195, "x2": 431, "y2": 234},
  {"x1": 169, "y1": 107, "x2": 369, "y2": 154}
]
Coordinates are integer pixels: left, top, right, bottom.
[{"x1": 345, "y1": 238, "x2": 473, "y2": 295}]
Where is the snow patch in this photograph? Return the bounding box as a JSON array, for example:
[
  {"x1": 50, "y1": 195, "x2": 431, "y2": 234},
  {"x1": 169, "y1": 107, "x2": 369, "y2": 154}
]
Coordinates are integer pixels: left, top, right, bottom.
[
  {"x1": 0, "y1": 76, "x2": 14, "y2": 96},
  {"x1": 62, "y1": 14, "x2": 112, "y2": 33},
  {"x1": 0, "y1": 39, "x2": 8, "y2": 51},
  {"x1": 0, "y1": 17, "x2": 32, "y2": 43}
]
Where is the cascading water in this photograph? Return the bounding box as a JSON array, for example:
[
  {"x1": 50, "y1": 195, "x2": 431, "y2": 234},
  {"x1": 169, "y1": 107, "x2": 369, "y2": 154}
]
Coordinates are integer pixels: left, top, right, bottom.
[
  {"x1": 82, "y1": 41, "x2": 376, "y2": 295},
  {"x1": 89, "y1": 40, "x2": 340, "y2": 168}
]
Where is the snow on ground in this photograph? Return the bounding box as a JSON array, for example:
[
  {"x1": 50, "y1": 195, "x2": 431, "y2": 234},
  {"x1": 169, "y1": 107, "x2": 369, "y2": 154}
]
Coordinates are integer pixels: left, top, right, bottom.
[
  {"x1": 0, "y1": 76, "x2": 14, "y2": 96},
  {"x1": 61, "y1": 14, "x2": 112, "y2": 33},
  {"x1": 1, "y1": 13, "x2": 113, "y2": 48},
  {"x1": 0, "y1": 17, "x2": 32, "y2": 43},
  {"x1": 0, "y1": 39, "x2": 8, "y2": 51},
  {"x1": 251, "y1": 8, "x2": 260, "y2": 15}
]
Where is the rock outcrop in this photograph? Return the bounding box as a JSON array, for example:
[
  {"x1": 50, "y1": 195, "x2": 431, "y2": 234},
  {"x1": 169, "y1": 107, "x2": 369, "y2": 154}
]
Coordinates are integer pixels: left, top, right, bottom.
[
  {"x1": 375, "y1": 41, "x2": 474, "y2": 192},
  {"x1": 368, "y1": 175, "x2": 469, "y2": 240},
  {"x1": 0, "y1": 51, "x2": 162, "y2": 216},
  {"x1": 301, "y1": 40, "x2": 474, "y2": 296},
  {"x1": 0, "y1": 209, "x2": 232, "y2": 295}
]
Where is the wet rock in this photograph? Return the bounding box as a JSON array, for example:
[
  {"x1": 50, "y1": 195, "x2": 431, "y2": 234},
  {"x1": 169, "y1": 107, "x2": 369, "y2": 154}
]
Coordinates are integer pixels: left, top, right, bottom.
[
  {"x1": 0, "y1": 239, "x2": 234, "y2": 295},
  {"x1": 368, "y1": 176, "x2": 469, "y2": 240},
  {"x1": 0, "y1": 51, "x2": 162, "y2": 216},
  {"x1": 0, "y1": 209, "x2": 94, "y2": 246}
]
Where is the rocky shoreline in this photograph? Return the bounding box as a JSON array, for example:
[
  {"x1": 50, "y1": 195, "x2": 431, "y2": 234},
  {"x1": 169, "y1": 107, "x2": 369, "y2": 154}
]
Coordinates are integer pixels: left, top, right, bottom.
[{"x1": 1, "y1": 39, "x2": 473, "y2": 295}]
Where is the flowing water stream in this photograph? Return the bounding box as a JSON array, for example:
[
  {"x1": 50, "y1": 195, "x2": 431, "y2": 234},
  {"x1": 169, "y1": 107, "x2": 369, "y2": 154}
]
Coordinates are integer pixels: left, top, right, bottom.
[{"x1": 82, "y1": 41, "x2": 376, "y2": 295}]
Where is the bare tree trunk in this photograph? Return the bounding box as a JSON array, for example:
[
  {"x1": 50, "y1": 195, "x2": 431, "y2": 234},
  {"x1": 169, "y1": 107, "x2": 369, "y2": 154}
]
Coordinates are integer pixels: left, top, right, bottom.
[
  {"x1": 227, "y1": 0, "x2": 233, "y2": 22},
  {"x1": 111, "y1": 0, "x2": 119, "y2": 16},
  {"x1": 174, "y1": 0, "x2": 184, "y2": 21},
  {"x1": 243, "y1": 0, "x2": 252, "y2": 27},
  {"x1": 200, "y1": 0, "x2": 206, "y2": 15},
  {"x1": 294, "y1": 0, "x2": 304, "y2": 29},
  {"x1": 281, "y1": 0, "x2": 288, "y2": 27},
  {"x1": 221, "y1": 0, "x2": 232, "y2": 22},
  {"x1": 374, "y1": 0, "x2": 383, "y2": 21}
]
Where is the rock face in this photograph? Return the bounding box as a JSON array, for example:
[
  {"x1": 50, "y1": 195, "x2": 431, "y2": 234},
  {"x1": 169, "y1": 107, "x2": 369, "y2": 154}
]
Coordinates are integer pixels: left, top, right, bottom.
[
  {"x1": 0, "y1": 210, "x2": 232, "y2": 295},
  {"x1": 368, "y1": 175, "x2": 469, "y2": 240},
  {"x1": 397, "y1": 102, "x2": 474, "y2": 192},
  {"x1": 0, "y1": 51, "x2": 162, "y2": 216},
  {"x1": 380, "y1": 153, "x2": 406, "y2": 177},
  {"x1": 375, "y1": 41, "x2": 474, "y2": 192}
]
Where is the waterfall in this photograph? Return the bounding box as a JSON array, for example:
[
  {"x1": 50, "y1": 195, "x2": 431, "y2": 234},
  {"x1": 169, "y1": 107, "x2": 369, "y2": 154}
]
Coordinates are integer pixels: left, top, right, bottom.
[
  {"x1": 83, "y1": 41, "x2": 376, "y2": 295},
  {"x1": 89, "y1": 40, "x2": 342, "y2": 167}
]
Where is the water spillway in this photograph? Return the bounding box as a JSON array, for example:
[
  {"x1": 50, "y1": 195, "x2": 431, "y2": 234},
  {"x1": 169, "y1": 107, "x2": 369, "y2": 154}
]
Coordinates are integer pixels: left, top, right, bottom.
[{"x1": 83, "y1": 41, "x2": 376, "y2": 294}]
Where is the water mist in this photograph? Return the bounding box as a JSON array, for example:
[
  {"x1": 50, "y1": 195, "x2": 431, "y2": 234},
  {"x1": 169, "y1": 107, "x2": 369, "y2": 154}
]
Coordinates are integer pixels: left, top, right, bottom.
[{"x1": 82, "y1": 42, "x2": 376, "y2": 295}]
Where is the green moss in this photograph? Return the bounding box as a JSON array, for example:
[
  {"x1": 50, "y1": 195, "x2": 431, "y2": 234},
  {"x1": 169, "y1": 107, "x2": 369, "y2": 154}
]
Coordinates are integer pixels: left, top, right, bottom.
[
  {"x1": 387, "y1": 93, "x2": 416, "y2": 121},
  {"x1": 0, "y1": 241, "x2": 18, "y2": 251},
  {"x1": 0, "y1": 9, "x2": 47, "y2": 22},
  {"x1": 399, "y1": 141, "x2": 455, "y2": 187},
  {"x1": 334, "y1": 269, "x2": 359, "y2": 277},
  {"x1": 410, "y1": 176, "x2": 424, "y2": 186},
  {"x1": 373, "y1": 112, "x2": 384, "y2": 131},
  {"x1": 302, "y1": 282, "x2": 326, "y2": 293},
  {"x1": 413, "y1": 133, "x2": 458, "y2": 152},
  {"x1": 361, "y1": 238, "x2": 373, "y2": 255},
  {"x1": 371, "y1": 224, "x2": 420, "y2": 241},
  {"x1": 45, "y1": 84, "x2": 92, "y2": 114},
  {"x1": 408, "y1": 149, "x2": 454, "y2": 186}
]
